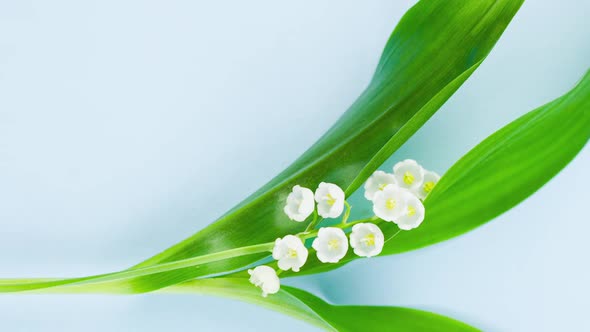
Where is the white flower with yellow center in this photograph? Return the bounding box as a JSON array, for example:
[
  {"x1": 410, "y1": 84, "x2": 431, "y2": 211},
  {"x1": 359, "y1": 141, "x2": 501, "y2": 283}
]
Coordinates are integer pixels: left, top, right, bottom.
[
  {"x1": 372, "y1": 184, "x2": 410, "y2": 222},
  {"x1": 349, "y1": 223, "x2": 384, "y2": 257},
  {"x1": 248, "y1": 265, "x2": 280, "y2": 297},
  {"x1": 272, "y1": 235, "x2": 308, "y2": 272},
  {"x1": 314, "y1": 182, "x2": 345, "y2": 218},
  {"x1": 414, "y1": 170, "x2": 440, "y2": 200},
  {"x1": 364, "y1": 170, "x2": 397, "y2": 201},
  {"x1": 311, "y1": 227, "x2": 349, "y2": 263},
  {"x1": 393, "y1": 159, "x2": 424, "y2": 191},
  {"x1": 284, "y1": 185, "x2": 315, "y2": 222},
  {"x1": 396, "y1": 194, "x2": 425, "y2": 230}
]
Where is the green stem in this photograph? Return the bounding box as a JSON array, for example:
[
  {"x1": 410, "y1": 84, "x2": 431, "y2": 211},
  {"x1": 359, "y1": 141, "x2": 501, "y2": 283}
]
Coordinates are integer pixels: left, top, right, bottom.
[
  {"x1": 299, "y1": 217, "x2": 379, "y2": 240},
  {"x1": 304, "y1": 210, "x2": 319, "y2": 232},
  {"x1": 0, "y1": 242, "x2": 274, "y2": 292},
  {"x1": 341, "y1": 201, "x2": 352, "y2": 224},
  {"x1": 0, "y1": 217, "x2": 382, "y2": 293}
]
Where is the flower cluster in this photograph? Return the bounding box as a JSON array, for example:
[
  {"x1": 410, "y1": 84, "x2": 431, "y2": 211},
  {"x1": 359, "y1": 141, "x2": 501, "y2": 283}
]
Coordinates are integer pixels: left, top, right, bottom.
[
  {"x1": 249, "y1": 159, "x2": 439, "y2": 297},
  {"x1": 284, "y1": 182, "x2": 345, "y2": 221},
  {"x1": 366, "y1": 159, "x2": 439, "y2": 230}
]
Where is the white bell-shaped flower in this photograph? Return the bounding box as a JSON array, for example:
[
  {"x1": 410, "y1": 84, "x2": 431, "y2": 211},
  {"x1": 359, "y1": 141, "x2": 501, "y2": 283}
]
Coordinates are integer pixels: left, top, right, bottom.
[
  {"x1": 414, "y1": 170, "x2": 441, "y2": 200},
  {"x1": 372, "y1": 184, "x2": 411, "y2": 222},
  {"x1": 311, "y1": 227, "x2": 349, "y2": 263},
  {"x1": 314, "y1": 182, "x2": 345, "y2": 218},
  {"x1": 349, "y1": 223, "x2": 385, "y2": 257},
  {"x1": 248, "y1": 265, "x2": 280, "y2": 297},
  {"x1": 364, "y1": 170, "x2": 397, "y2": 201},
  {"x1": 272, "y1": 235, "x2": 308, "y2": 272},
  {"x1": 393, "y1": 159, "x2": 424, "y2": 191},
  {"x1": 284, "y1": 185, "x2": 315, "y2": 222},
  {"x1": 396, "y1": 194, "x2": 425, "y2": 230}
]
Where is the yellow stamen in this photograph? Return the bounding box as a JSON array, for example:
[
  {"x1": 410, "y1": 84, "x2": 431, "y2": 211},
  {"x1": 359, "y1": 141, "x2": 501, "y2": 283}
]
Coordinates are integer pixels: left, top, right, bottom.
[
  {"x1": 407, "y1": 206, "x2": 416, "y2": 217},
  {"x1": 423, "y1": 181, "x2": 435, "y2": 193},
  {"x1": 378, "y1": 183, "x2": 388, "y2": 190},
  {"x1": 363, "y1": 233, "x2": 375, "y2": 246},
  {"x1": 328, "y1": 239, "x2": 340, "y2": 250},
  {"x1": 288, "y1": 248, "x2": 298, "y2": 258},
  {"x1": 403, "y1": 171, "x2": 415, "y2": 185},
  {"x1": 385, "y1": 198, "x2": 396, "y2": 210},
  {"x1": 326, "y1": 194, "x2": 336, "y2": 206}
]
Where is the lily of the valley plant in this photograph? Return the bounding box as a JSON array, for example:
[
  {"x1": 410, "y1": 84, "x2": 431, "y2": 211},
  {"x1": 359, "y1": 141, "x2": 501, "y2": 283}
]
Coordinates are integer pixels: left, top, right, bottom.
[
  {"x1": 2, "y1": 1, "x2": 589, "y2": 331},
  {"x1": 250, "y1": 160, "x2": 438, "y2": 297}
]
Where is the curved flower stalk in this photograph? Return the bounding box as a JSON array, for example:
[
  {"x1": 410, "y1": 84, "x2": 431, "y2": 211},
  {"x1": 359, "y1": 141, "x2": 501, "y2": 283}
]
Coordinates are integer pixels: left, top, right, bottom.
[
  {"x1": 126, "y1": 0, "x2": 525, "y2": 294},
  {"x1": 248, "y1": 161, "x2": 436, "y2": 296},
  {"x1": 0, "y1": 71, "x2": 586, "y2": 330},
  {"x1": 5, "y1": 1, "x2": 589, "y2": 331}
]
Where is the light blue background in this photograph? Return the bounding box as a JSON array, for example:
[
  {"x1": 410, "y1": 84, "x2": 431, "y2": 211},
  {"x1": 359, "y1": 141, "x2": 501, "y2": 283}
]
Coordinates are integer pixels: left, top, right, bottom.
[{"x1": 1, "y1": 1, "x2": 589, "y2": 331}]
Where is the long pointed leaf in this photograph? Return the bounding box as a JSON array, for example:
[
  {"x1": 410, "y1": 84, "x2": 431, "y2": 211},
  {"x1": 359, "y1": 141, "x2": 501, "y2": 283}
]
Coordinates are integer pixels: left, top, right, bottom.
[
  {"x1": 167, "y1": 279, "x2": 479, "y2": 332},
  {"x1": 127, "y1": 0, "x2": 523, "y2": 292},
  {"x1": 384, "y1": 69, "x2": 590, "y2": 254},
  {"x1": 291, "y1": 69, "x2": 590, "y2": 275},
  {"x1": 1, "y1": 276, "x2": 478, "y2": 332},
  {"x1": 4, "y1": 70, "x2": 586, "y2": 288}
]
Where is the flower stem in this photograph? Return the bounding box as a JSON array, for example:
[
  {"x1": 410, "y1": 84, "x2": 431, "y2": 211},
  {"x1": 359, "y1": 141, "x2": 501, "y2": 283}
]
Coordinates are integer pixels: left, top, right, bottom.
[
  {"x1": 0, "y1": 242, "x2": 275, "y2": 293},
  {"x1": 341, "y1": 201, "x2": 352, "y2": 224},
  {"x1": 304, "y1": 210, "x2": 319, "y2": 232},
  {"x1": 299, "y1": 217, "x2": 380, "y2": 240},
  {"x1": 0, "y1": 217, "x2": 383, "y2": 293}
]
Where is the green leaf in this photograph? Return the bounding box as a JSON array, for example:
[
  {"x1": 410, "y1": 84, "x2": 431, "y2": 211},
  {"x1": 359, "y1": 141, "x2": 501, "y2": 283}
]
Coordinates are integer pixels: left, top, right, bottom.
[
  {"x1": 127, "y1": 0, "x2": 523, "y2": 291},
  {"x1": 6, "y1": 70, "x2": 585, "y2": 293},
  {"x1": 0, "y1": 276, "x2": 478, "y2": 331},
  {"x1": 384, "y1": 69, "x2": 590, "y2": 254},
  {"x1": 160, "y1": 279, "x2": 479, "y2": 332},
  {"x1": 292, "y1": 69, "x2": 590, "y2": 275}
]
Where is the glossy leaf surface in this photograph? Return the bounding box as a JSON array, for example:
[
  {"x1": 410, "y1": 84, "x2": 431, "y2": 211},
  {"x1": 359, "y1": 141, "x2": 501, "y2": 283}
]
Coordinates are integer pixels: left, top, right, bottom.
[
  {"x1": 293, "y1": 69, "x2": 590, "y2": 275},
  {"x1": 129, "y1": 0, "x2": 524, "y2": 291}
]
